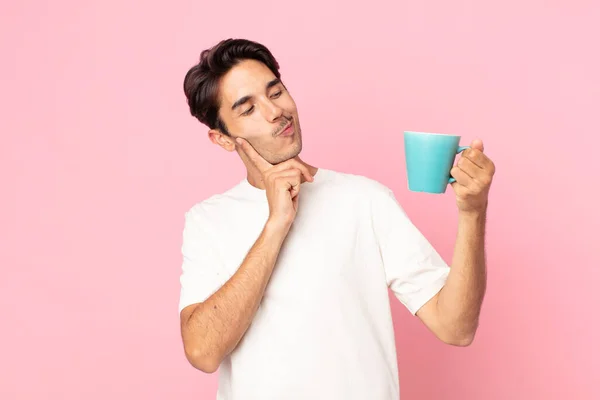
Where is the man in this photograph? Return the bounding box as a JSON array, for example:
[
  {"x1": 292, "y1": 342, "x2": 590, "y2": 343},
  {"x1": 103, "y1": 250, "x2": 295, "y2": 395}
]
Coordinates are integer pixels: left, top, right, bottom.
[{"x1": 178, "y1": 38, "x2": 495, "y2": 399}]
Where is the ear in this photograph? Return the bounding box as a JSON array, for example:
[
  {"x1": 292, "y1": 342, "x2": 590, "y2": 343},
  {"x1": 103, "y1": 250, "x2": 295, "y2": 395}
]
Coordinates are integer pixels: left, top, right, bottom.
[{"x1": 208, "y1": 129, "x2": 236, "y2": 152}]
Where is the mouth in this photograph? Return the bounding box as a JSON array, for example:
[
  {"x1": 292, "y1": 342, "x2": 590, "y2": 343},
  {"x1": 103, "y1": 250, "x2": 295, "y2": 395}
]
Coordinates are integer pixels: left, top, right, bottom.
[{"x1": 277, "y1": 121, "x2": 294, "y2": 137}]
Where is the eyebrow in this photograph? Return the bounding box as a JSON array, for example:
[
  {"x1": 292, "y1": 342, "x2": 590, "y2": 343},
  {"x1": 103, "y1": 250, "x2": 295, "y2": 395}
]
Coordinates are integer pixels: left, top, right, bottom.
[{"x1": 231, "y1": 78, "x2": 282, "y2": 111}]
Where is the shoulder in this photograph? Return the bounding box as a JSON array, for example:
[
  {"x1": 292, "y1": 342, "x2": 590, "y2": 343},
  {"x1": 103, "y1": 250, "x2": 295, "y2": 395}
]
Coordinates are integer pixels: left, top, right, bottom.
[
  {"x1": 182, "y1": 182, "x2": 247, "y2": 227},
  {"x1": 321, "y1": 168, "x2": 395, "y2": 199},
  {"x1": 321, "y1": 169, "x2": 408, "y2": 218}
]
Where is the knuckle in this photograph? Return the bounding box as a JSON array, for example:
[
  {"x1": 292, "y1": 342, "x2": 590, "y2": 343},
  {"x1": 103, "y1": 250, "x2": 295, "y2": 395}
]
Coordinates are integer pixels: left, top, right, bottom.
[{"x1": 270, "y1": 174, "x2": 281, "y2": 183}]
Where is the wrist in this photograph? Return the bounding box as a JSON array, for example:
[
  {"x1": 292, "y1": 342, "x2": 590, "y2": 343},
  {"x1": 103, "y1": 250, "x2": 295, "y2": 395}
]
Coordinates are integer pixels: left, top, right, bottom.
[
  {"x1": 265, "y1": 217, "x2": 292, "y2": 237},
  {"x1": 458, "y1": 209, "x2": 487, "y2": 225}
]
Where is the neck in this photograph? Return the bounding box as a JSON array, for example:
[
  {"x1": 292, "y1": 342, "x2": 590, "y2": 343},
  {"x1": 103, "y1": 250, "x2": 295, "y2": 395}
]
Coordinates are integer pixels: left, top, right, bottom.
[{"x1": 246, "y1": 156, "x2": 319, "y2": 190}]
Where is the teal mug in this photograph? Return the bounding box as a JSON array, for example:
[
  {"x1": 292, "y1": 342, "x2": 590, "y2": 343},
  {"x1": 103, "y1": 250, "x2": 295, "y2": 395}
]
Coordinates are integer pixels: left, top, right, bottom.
[{"x1": 403, "y1": 131, "x2": 470, "y2": 194}]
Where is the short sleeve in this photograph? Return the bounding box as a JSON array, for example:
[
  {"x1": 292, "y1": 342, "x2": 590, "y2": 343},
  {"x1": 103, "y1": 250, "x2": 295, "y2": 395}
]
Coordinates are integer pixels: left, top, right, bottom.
[
  {"x1": 371, "y1": 187, "x2": 450, "y2": 315},
  {"x1": 178, "y1": 205, "x2": 227, "y2": 314}
]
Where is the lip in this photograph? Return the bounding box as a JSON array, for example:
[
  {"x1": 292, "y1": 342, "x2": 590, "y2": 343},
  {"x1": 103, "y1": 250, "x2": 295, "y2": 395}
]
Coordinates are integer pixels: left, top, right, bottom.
[{"x1": 278, "y1": 122, "x2": 294, "y2": 137}]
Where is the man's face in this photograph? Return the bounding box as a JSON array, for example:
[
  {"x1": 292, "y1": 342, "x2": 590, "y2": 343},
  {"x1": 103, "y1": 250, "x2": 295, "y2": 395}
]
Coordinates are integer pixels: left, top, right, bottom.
[{"x1": 214, "y1": 59, "x2": 302, "y2": 165}]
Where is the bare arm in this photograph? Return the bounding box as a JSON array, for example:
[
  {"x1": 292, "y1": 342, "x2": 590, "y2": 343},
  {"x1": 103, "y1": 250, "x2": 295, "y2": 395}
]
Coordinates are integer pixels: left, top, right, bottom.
[
  {"x1": 179, "y1": 137, "x2": 314, "y2": 373},
  {"x1": 417, "y1": 211, "x2": 487, "y2": 346},
  {"x1": 416, "y1": 140, "x2": 494, "y2": 346},
  {"x1": 180, "y1": 219, "x2": 289, "y2": 373}
]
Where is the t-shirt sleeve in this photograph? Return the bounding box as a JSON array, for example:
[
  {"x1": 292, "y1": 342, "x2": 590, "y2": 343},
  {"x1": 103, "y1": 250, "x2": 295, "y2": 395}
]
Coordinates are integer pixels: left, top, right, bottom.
[
  {"x1": 178, "y1": 205, "x2": 227, "y2": 314},
  {"x1": 371, "y1": 187, "x2": 450, "y2": 315}
]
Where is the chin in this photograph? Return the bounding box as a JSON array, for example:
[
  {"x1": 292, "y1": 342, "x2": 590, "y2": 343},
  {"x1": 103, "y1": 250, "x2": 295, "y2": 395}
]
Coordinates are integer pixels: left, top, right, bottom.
[{"x1": 271, "y1": 141, "x2": 302, "y2": 165}]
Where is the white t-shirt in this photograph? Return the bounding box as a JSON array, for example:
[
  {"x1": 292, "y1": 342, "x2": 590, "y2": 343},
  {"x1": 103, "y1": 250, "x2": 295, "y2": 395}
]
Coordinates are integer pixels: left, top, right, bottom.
[{"x1": 178, "y1": 168, "x2": 450, "y2": 400}]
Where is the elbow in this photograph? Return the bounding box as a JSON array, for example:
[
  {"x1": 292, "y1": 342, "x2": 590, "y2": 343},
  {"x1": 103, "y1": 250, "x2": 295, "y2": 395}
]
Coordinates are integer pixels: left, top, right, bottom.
[
  {"x1": 441, "y1": 328, "x2": 477, "y2": 347},
  {"x1": 184, "y1": 347, "x2": 222, "y2": 374},
  {"x1": 195, "y1": 358, "x2": 220, "y2": 374},
  {"x1": 444, "y1": 333, "x2": 475, "y2": 347},
  {"x1": 438, "y1": 316, "x2": 480, "y2": 347}
]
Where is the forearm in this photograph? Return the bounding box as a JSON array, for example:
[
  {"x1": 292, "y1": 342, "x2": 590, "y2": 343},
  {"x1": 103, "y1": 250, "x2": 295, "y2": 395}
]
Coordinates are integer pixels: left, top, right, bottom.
[
  {"x1": 437, "y1": 211, "x2": 487, "y2": 342},
  {"x1": 182, "y1": 219, "x2": 289, "y2": 372}
]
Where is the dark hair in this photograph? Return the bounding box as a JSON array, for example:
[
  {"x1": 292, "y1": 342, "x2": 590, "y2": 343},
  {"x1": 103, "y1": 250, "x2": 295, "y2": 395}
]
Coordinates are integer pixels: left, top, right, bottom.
[{"x1": 183, "y1": 38, "x2": 281, "y2": 135}]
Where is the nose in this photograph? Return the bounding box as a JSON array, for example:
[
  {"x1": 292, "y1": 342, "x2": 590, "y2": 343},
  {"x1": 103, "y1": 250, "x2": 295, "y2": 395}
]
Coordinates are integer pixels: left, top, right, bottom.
[{"x1": 263, "y1": 99, "x2": 283, "y2": 122}]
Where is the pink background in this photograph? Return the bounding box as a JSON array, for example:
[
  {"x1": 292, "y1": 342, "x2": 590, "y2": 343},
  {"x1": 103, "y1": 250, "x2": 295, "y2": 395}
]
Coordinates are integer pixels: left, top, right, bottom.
[{"x1": 1, "y1": 1, "x2": 598, "y2": 399}]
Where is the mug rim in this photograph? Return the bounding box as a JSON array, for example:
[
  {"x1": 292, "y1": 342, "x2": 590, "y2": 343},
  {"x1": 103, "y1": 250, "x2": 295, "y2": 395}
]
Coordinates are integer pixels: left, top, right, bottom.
[{"x1": 404, "y1": 131, "x2": 460, "y2": 137}]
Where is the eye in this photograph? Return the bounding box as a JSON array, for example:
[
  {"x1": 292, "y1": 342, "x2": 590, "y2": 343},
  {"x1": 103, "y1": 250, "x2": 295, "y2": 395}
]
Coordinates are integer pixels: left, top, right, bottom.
[
  {"x1": 241, "y1": 105, "x2": 254, "y2": 116},
  {"x1": 271, "y1": 91, "x2": 282, "y2": 99}
]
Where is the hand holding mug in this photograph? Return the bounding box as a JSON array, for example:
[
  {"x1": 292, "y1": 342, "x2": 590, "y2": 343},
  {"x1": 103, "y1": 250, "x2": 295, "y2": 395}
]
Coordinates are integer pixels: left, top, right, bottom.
[{"x1": 449, "y1": 139, "x2": 495, "y2": 214}]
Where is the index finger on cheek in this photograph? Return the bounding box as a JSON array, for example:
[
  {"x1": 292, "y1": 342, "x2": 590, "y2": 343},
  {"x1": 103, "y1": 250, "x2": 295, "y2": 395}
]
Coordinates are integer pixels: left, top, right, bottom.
[{"x1": 236, "y1": 137, "x2": 273, "y2": 172}]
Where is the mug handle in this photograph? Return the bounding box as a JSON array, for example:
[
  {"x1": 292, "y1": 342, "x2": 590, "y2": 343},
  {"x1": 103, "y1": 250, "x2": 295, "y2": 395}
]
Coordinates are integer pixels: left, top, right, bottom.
[{"x1": 448, "y1": 146, "x2": 470, "y2": 183}]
